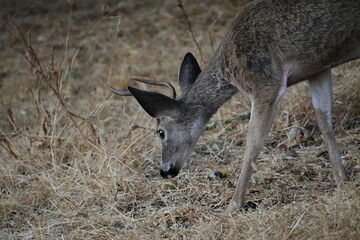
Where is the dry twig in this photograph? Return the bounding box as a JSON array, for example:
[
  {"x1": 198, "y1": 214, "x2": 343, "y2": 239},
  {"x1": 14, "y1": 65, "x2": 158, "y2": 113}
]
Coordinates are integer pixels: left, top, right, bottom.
[
  {"x1": 177, "y1": 0, "x2": 204, "y2": 64},
  {"x1": 9, "y1": 19, "x2": 99, "y2": 149}
]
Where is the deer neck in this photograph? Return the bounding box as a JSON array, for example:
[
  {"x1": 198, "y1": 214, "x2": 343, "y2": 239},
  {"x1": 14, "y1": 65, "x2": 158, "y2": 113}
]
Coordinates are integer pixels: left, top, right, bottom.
[{"x1": 182, "y1": 50, "x2": 238, "y2": 120}]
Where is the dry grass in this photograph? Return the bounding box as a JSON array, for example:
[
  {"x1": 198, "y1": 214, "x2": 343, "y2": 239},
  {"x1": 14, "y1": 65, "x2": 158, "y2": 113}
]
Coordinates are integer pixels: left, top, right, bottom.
[{"x1": 1, "y1": 1, "x2": 359, "y2": 239}]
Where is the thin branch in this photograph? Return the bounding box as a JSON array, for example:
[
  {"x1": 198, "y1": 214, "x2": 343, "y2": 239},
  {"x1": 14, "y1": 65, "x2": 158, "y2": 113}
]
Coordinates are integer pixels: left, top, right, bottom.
[
  {"x1": 7, "y1": 109, "x2": 18, "y2": 132},
  {"x1": 0, "y1": 128, "x2": 19, "y2": 160},
  {"x1": 8, "y1": 17, "x2": 141, "y2": 177},
  {"x1": 177, "y1": 0, "x2": 204, "y2": 64},
  {"x1": 10, "y1": 19, "x2": 99, "y2": 150}
]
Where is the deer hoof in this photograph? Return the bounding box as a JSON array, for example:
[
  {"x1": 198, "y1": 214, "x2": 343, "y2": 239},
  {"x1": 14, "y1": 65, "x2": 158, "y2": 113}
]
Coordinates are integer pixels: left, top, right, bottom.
[{"x1": 226, "y1": 201, "x2": 238, "y2": 215}]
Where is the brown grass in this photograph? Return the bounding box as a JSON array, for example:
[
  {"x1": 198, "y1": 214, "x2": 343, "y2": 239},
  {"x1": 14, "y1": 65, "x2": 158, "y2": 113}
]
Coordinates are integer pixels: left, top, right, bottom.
[{"x1": 1, "y1": 1, "x2": 359, "y2": 239}]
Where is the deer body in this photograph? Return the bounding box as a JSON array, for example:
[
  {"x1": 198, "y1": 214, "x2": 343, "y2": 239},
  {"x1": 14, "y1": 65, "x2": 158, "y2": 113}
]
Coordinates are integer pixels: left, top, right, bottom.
[{"x1": 108, "y1": 0, "x2": 360, "y2": 213}]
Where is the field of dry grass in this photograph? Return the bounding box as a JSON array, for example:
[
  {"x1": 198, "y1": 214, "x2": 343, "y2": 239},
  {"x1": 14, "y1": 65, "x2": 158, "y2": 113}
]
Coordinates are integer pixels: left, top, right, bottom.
[{"x1": 1, "y1": 1, "x2": 359, "y2": 239}]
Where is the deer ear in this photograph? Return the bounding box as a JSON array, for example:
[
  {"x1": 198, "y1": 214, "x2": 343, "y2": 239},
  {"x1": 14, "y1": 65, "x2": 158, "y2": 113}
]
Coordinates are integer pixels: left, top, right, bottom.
[
  {"x1": 179, "y1": 52, "x2": 201, "y2": 95},
  {"x1": 128, "y1": 87, "x2": 181, "y2": 119}
]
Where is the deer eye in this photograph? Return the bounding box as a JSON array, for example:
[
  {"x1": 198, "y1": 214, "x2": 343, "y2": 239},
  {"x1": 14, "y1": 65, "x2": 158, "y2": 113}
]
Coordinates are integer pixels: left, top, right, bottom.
[{"x1": 157, "y1": 129, "x2": 165, "y2": 140}]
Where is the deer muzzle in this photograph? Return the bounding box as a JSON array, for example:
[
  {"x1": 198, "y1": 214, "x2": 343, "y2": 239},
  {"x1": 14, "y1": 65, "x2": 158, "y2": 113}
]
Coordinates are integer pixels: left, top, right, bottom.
[{"x1": 160, "y1": 163, "x2": 180, "y2": 179}]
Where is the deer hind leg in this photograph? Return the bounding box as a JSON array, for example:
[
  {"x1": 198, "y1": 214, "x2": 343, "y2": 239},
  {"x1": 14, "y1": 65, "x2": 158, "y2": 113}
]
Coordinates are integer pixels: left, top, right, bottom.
[
  {"x1": 227, "y1": 76, "x2": 288, "y2": 214},
  {"x1": 308, "y1": 70, "x2": 348, "y2": 185}
]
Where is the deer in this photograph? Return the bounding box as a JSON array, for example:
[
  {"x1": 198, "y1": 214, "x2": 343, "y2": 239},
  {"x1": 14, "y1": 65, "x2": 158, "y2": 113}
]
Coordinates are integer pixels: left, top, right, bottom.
[{"x1": 107, "y1": 0, "x2": 360, "y2": 214}]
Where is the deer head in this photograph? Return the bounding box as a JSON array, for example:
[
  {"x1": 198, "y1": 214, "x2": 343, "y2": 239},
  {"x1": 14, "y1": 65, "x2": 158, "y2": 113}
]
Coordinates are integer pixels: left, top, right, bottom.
[{"x1": 107, "y1": 53, "x2": 207, "y2": 178}]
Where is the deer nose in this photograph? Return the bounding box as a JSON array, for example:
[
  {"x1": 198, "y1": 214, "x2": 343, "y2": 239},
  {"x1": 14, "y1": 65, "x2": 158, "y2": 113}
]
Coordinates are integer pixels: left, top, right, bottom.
[{"x1": 160, "y1": 163, "x2": 179, "y2": 179}]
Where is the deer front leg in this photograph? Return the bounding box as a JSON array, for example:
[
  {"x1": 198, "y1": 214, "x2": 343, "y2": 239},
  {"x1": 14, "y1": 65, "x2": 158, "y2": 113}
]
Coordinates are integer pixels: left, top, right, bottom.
[
  {"x1": 226, "y1": 97, "x2": 281, "y2": 214},
  {"x1": 308, "y1": 70, "x2": 348, "y2": 185}
]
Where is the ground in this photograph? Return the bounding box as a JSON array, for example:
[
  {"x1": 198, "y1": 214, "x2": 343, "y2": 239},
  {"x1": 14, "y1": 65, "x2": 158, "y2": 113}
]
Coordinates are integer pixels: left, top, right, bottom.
[{"x1": 0, "y1": 0, "x2": 359, "y2": 239}]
